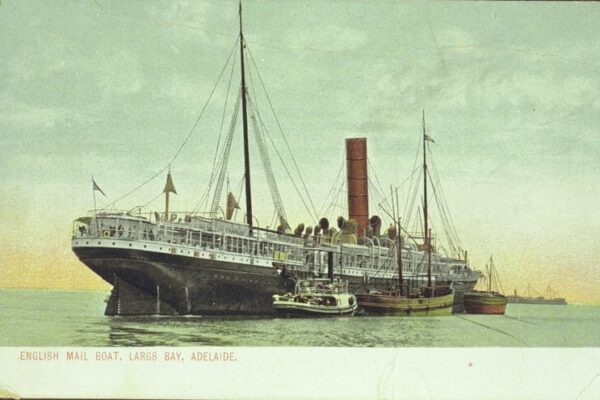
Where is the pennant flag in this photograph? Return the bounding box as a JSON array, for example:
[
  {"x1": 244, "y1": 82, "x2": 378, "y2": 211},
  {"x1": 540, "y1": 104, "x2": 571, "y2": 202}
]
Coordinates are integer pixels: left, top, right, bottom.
[
  {"x1": 163, "y1": 172, "x2": 177, "y2": 194},
  {"x1": 92, "y1": 178, "x2": 106, "y2": 196},
  {"x1": 424, "y1": 134, "x2": 436, "y2": 143}
]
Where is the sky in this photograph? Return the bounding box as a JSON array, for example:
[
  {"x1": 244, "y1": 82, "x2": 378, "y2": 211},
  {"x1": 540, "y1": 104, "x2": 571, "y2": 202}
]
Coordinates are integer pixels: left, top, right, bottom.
[{"x1": 0, "y1": 0, "x2": 599, "y2": 302}]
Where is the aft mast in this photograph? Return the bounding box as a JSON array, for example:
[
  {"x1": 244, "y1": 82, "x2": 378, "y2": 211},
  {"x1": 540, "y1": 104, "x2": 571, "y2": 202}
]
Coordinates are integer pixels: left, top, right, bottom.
[{"x1": 239, "y1": 1, "x2": 253, "y2": 228}]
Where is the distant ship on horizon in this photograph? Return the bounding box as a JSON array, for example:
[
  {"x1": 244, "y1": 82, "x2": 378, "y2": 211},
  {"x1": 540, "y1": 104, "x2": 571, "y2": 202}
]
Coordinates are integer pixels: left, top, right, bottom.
[{"x1": 507, "y1": 284, "x2": 567, "y2": 305}]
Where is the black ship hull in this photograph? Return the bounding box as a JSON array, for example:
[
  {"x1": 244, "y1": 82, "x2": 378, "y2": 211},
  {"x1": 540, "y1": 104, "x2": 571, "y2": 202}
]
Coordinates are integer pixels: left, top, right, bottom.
[{"x1": 73, "y1": 246, "x2": 477, "y2": 316}]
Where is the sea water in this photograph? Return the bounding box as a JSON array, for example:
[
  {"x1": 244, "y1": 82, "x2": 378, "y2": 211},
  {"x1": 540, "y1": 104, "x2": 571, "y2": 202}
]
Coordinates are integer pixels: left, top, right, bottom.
[{"x1": 1, "y1": 289, "x2": 599, "y2": 347}]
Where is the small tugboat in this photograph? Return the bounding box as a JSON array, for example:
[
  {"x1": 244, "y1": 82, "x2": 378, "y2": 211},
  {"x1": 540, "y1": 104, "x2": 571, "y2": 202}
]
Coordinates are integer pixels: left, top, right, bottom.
[
  {"x1": 463, "y1": 255, "x2": 507, "y2": 314},
  {"x1": 272, "y1": 278, "x2": 357, "y2": 317}
]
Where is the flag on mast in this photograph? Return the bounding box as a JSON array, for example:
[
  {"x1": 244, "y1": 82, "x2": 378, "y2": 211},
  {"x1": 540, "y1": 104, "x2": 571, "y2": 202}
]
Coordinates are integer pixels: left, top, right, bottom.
[
  {"x1": 92, "y1": 178, "x2": 106, "y2": 196},
  {"x1": 424, "y1": 134, "x2": 436, "y2": 143}
]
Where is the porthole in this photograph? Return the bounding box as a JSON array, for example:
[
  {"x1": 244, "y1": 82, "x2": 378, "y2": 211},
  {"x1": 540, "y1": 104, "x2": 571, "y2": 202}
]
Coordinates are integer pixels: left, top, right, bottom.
[
  {"x1": 86, "y1": 242, "x2": 89, "y2": 245},
  {"x1": 129, "y1": 244, "x2": 132, "y2": 247},
  {"x1": 112, "y1": 242, "x2": 115, "y2": 245},
  {"x1": 144, "y1": 245, "x2": 147, "y2": 248}
]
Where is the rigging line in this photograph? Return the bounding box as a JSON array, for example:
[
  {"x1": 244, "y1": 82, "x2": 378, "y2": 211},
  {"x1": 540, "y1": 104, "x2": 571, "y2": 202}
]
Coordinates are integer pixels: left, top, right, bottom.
[
  {"x1": 209, "y1": 90, "x2": 242, "y2": 217},
  {"x1": 170, "y1": 36, "x2": 240, "y2": 165},
  {"x1": 430, "y1": 180, "x2": 457, "y2": 253},
  {"x1": 368, "y1": 179, "x2": 384, "y2": 220},
  {"x1": 397, "y1": 164, "x2": 423, "y2": 226},
  {"x1": 102, "y1": 165, "x2": 169, "y2": 209},
  {"x1": 323, "y1": 176, "x2": 342, "y2": 218},
  {"x1": 194, "y1": 86, "x2": 242, "y2": 214},
  {"x1": 211, "y1": 37, "x2": 240, "y2": 175},
  {"x1": 452, "y1": 315, "x2": 531, "y2": 347},
  {"x1": 367, "y1": 159, "x2": 390, "y2": 213},
  {"x1": 245, "y1": 55, "x2": 290, "y2": 226},
  {"x1": 327, "y1": 159, "x2": 347, "y2": 218},
  {"x1": 248, "y1": 97, "x2": 318, "y2": 222},
  {"x1": 428, "y1": 152, "x2": 463, "y2": 250},
  {"x1": 103, "y1": 37, "x2": 239, "y2": 210},
  {"x1": 195, "y1": 87, "x2": 241, "y2": 214},
  {"x1": 369, "y1": 185, "x2": 378, "y2": 219},
  {"x1": 199, "y1": 55, "x2": 239, "y2": 214},
  {"x1": 428, "y1": 154, "x2": 458, "y2": 245},
  {"x1": 318, "y1": 159, "x2": 344, "y2": 217},
  {"x1": 247, "y1": 99, "x2": 289, "y2": 225},
  {"x1": 245, "y1": 45, "x2": 320, "y2": 221},
  {"x1": 251, "y1": 101, "x2": 316, "y2": 223},
  {"x1": 246, "y1": 48, "x2": 262, "y2": 118},
  {"x1": 405, "y1": 172, "x2": 422, "y2": 229},
  {"x1": 427, "y1": 149, "x2": 456, "y2": 238},
  {"x1": 322, "y1": 153, "x2": 346, "y2": 218},
  {"x1": 143, "y1": 190, "x2": 164, "y2": 208},
  {"x1": 427, "y1": 170, "x2": 458, "y2": 255},
  {"x1": 403, "y1": 134, "x2": 424, "y2": 221},
  {"x1": 228, "y1": 173, "x2": 245, "y2": 222}
]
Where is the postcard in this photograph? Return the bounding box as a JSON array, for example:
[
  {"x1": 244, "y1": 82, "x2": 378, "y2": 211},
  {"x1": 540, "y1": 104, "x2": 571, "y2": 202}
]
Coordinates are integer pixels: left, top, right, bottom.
[{"x1": 1, "y1": 0, "x2": 600, "y2": 399}]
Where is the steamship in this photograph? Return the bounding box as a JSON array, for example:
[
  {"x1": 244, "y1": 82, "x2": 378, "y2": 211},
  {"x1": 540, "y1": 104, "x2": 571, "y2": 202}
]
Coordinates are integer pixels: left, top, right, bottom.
[{"x1": 71, "y1": 5, "x2": 480, "y2": 316}]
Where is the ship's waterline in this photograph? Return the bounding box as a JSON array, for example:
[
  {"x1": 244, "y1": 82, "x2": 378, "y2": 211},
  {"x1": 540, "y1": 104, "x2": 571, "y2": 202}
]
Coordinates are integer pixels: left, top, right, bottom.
[{"x1": 72, "y1": 227, "x2": 477, "y2": 316}]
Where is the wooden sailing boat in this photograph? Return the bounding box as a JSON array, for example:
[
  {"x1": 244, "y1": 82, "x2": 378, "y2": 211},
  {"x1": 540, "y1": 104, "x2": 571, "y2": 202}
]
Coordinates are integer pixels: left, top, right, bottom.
[
  {"x1": 463, "y1": 255, "x2": 507, "y2": 314},
  {"x1": 356, "y1": 112, "x2": 455, "y2": 316}
]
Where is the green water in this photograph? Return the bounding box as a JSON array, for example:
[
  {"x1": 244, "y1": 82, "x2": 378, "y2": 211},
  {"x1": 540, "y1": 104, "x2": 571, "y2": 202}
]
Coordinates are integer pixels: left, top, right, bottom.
[{"x1": 1, "y1": 289, "x2": 598, "y2": 347}]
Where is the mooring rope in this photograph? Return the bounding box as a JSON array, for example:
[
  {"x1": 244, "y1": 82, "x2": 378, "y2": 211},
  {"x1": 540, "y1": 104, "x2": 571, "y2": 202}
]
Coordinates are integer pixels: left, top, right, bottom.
[{"x1": 453, "y1": 314, "x2": 531, "y2": 347}]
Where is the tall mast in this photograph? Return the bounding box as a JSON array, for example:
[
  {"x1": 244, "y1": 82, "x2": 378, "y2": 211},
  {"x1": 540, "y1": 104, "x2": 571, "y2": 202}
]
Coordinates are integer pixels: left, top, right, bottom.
[
  {"x1": 239, "y1": 1, "x2": 253, "y2": 227},
  {"x1": 422, "y1": 110, "x2": 432, "y2": 288}
]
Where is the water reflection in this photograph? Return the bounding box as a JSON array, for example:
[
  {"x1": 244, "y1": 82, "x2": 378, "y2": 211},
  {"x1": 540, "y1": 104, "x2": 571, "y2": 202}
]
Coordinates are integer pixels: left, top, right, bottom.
[{"x1": 100, "y1": 314, "x2": 454, "y2": 347}]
